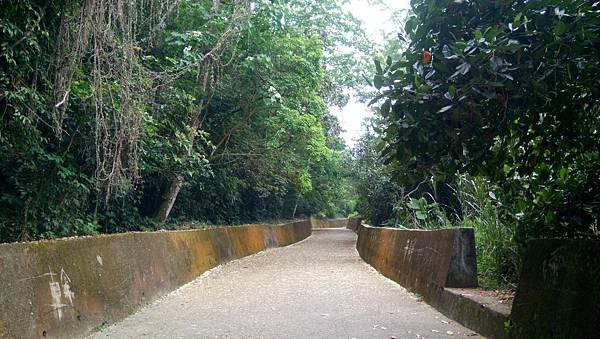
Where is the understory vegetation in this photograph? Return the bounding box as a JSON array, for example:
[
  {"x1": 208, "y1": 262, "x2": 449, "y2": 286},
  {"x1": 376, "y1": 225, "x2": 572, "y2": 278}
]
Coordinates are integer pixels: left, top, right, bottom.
[
  {"x1": 1, "y1": 0, "x2": 370, "y2": 242},
  {"x1": 2, "y1": 0, "x2": 598, "y2": 291}
]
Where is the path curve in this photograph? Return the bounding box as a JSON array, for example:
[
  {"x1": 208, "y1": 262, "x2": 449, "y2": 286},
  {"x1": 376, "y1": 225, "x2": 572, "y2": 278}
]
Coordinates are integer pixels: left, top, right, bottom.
[{"x1": 92, "y1": 229, "x2": 481, "y2": 339}]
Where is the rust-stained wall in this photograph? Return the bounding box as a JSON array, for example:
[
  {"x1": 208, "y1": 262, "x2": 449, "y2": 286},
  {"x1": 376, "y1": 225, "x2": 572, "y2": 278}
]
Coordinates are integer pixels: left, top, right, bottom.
[
  {"x1": 309, "y1": 217, "x2": 349, "y2": 229},
  {"x1": 346, "y1": 218, "x2": 361, "y2": 232},
  {"x1": 355, "y1": 225, "x2": 510, "y2": 338},
  {"x1": 0, "y1": 221, "x2": 311, "y2": 339},
  {"x1": 356, "y1": 225, "x2": 477, "y2": 289}
]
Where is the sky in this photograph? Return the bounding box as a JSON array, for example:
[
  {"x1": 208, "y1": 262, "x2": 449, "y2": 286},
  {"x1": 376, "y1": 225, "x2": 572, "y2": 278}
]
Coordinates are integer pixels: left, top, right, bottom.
[{"x1": 332, "y1": 0, "x2": 411, "y2": 148}]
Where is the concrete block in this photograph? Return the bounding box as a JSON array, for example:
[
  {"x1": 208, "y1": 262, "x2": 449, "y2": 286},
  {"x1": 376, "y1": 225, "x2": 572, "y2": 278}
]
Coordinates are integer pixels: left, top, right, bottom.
[
  {"x1": 446, "y1": 228, "x2": 478, "y2": 288},
  {"x1": 510, "y1": 239, "x2": 600, "y2": 338}
]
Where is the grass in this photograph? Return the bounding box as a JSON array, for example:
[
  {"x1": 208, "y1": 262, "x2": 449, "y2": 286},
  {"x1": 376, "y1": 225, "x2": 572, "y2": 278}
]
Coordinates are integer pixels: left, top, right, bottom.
[
  {"x1": 389, "y1": 175, "x2": 521, "y2": 290},
  {"x1": 456, "y1": 176, "x2": 520, "y2": 290}
]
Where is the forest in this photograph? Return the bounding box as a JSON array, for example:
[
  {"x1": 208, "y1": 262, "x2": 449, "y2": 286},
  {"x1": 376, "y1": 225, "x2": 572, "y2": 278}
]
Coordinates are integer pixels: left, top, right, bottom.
[{"x1": 1, "y1": 0, "x2": 599, "y2": 290}]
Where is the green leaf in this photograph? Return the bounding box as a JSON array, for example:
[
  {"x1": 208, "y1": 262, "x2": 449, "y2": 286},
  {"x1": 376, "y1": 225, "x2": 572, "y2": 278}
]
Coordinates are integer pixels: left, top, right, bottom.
[
  {"x1": 381, "y1": 99, "x2": 391, "y2": 116},
  {"x1": 559, "y1": 167, "x2": 568, "y2": 181},
  {"x1": 373, "y1": 74, "x2": 384, "y2": 90},
  {"x1": 448, "y1": 85, "x2": 457, "y2": 98},
  {"x1": 389, "y1": 60, "x2": 407, "y2": 72},
  {"x1": 405, "y1": 16, "x2": 417, "y2": 33},
  {"x1": 554, "y1": 21, "x2": 567, "y2": 36},
  {"x1": 407, "y1": 199, "x2": 420, "y2": 210},
  {"x1": 374, "y1": 59, "x2": 383, "y2": 75},
  {"x1": 513, "y1": 12, "x2": 523, "y2": 27}
]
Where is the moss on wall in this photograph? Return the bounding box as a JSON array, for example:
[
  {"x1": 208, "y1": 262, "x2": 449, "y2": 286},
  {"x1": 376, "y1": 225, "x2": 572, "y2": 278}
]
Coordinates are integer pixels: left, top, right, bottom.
[{"x1": 0, "y1": 221, "x2": 311, "y2": 339}]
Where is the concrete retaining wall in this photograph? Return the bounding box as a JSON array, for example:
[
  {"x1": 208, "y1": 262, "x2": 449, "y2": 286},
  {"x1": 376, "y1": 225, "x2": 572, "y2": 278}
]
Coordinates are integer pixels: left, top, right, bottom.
[
  {"x1": 346, "y1": 218, "x2": 361, "y2": 232},
  {"x1": 510, "y1": 239, "x2": 600, "y2": 338},
  {"x1": 356, "y1": 225, "x2": 477, "y2": 289},
  {"x1": 0, "y1": 221, "x2": 311, "y2": 339},
  {"x1": 355, "y1": 225, "x2": 510, "y2": 338},
  {"x1": 309, "y1": 217, "x2": 349, "y2": 229}
]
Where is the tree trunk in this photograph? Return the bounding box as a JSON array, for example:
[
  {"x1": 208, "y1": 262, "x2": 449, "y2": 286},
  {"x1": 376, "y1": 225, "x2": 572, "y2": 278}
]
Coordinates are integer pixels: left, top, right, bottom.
[
  {"x1": 156, "y1": 172, "x2": 184, "y2": 222},
  {"x1": 154, "y1": 95, "x2": 205, "y2": 223},
  {"x1": 292, "y1": 198, "x2": 298, "y2": 219},
  {"x1": 152, "y1": 6, "x2": 247, "y2": 222}
]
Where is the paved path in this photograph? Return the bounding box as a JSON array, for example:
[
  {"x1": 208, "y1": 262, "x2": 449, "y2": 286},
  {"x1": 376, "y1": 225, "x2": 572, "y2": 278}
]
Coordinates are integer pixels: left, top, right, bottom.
[{"x1": 92, "y1": 229, "x2": 482, "y2": 339}]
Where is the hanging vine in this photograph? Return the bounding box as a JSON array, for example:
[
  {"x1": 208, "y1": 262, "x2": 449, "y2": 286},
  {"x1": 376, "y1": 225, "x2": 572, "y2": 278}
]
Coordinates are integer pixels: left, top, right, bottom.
[{"x1": 52, "y1": 0, "x2": 181, "y2": 201}]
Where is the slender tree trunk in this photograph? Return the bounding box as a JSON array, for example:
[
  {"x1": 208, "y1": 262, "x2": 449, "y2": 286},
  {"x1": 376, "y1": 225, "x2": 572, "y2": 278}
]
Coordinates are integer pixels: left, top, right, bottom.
[
  {"x1": 155, "y1": 105, "x2": 202, "y2": 223},
  {"x1": 155, "y1": 63, "x2": 209, "y2": 223},
  {"x1": 292, "y1": 197, "x2": 298, "y2": 219},
  {"x1": 153, "y1": 3, "x2": 248, "y2": 222},
  {"x1": 156, "y1": 172, "x2": 184, "y2": 222}
]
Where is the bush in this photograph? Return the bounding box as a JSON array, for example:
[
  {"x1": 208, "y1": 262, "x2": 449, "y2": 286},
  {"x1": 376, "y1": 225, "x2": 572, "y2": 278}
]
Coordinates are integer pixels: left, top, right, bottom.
[{"x1": 457, "y1": 176, "x2": 520, "y2": 289}]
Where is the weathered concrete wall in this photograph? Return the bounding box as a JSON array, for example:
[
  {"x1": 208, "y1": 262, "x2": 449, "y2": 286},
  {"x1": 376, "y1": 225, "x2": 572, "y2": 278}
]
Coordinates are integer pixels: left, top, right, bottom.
[
  {"x1": 309, "y1": 217, "x2": 349, "y2": 229},
  {"x1": 510, "y1": 239, "x2": 600, "y2": 338},
  {"x1": 0, "y1": 221, "x2": 311, "y2": 339},
  {"x1": 355, "y1": 225, "x2": 511, "y2": 338},
  {"x1": 346, "y1": 218, "x2": 361, "y2": 232},
  {"x1": 356, "y1": 225, "x2": 477, "y2": 289},
  {"x1": 436, "y1": 288, "x2": 509, "y2": 338}
]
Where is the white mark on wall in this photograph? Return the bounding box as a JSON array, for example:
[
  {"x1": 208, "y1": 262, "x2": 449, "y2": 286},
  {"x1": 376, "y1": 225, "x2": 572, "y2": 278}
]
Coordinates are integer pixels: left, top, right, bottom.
[
  {"x1": 403, "y1": 239, "x2": 410, "y2": 262},
  {"x1": 403, "y1": 239, "x2": 415, "y2": 263},
  {"x1": 48, "y1": 269, "x2": 63, "y2": 320},
  {"x1": 47, "y1": 267, "x2": 75, "y2": 320},
  {"x1": 542, "y1": 249, "x2": 565, "y2": 284},
  {"x1": 96, "y1": 255, "x2": 103, "y2": 266},
  {"x1": 60, "y1": 269, "x2": 74, "y2": 304}
]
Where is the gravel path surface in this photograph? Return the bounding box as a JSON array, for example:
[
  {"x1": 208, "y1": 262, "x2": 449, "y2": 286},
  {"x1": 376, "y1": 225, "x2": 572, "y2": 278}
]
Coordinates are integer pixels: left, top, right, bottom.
[{"x1": 92, "y1": 228, "x2": 482, "y2": 339}]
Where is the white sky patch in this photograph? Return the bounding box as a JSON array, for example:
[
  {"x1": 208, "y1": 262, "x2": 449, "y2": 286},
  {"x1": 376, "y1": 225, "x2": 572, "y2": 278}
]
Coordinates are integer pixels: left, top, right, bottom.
[
  {"x1": 330, "y1": 96, "x2": 373, "y2": 147},
  {"x1": 332, "y1": 0, "x2": 411, "y2": 148}
]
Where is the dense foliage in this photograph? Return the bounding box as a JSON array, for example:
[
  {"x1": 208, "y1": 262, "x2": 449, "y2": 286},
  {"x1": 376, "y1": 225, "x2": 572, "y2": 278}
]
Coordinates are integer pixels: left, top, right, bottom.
[
  {"x1": 363, "y1": 0, "x2": 599, "y2": 287},
  {"x1": 373, "y1": 0, "x2": 599, "y2": 238},
  {"x1": 0, "y1": 0, "x2": 367, "y2": 242},
  {"x1": 350, "y1": 117, "x2": 400, "y2": 226}
]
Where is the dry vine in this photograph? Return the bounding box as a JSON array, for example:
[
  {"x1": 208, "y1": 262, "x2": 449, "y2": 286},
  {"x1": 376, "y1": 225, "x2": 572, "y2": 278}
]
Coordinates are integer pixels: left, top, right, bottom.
[
  {"x1": 52, "y1": 0, "x2": 180, "y2": 201},
  {"x1": 50, "y1": 0, "x2": 249, "y2": 212}
]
